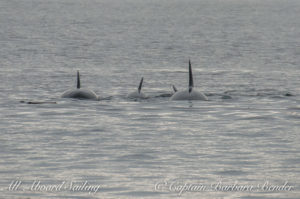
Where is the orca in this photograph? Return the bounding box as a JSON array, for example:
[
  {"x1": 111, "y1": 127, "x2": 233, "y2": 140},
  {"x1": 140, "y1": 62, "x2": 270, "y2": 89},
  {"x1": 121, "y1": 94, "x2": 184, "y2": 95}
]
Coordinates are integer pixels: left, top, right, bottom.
[
  {"x1": 61, "y1": 71, "x2": 99, "y2": 100},
  {"x1": 154, "y1": 85, "x2": 177, "y2": 98},
  {"x1": 127, "y1": 77, "x2": 147, "y2": 99},
  {"x1": 170, "y1": 60, "x2": 208, "y2": 101}
]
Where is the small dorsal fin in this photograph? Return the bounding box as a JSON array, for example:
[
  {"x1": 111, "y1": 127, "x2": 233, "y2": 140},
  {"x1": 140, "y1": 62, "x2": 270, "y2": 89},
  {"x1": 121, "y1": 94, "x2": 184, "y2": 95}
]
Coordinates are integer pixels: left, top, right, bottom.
[
  {"x1": 188, "y1": 60, "x2": 193, "y2": 93},
  {"x1": 172, "y1": 85, "x2": 178, "y2": 92},
  {"x1": 77, "y1": 70, "x2": 80, "y2": 89},
  {"x1": 138, "y1": 77, "x2": 143, "y2": 93}
]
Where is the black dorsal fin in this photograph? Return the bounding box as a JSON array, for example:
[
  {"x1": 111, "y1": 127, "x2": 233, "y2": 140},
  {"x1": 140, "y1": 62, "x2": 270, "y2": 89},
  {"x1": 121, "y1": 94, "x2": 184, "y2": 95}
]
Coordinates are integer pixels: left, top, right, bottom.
[
  {"x1": 138, "y1": 77, "x2": 143, "y2": 93},
  {"x1": 172, "y1": 85, "x2": 178, "y2": 92},
  {"x1": 77, "y1": 70, "x2": 80, "y2": 89},
  {"x1": 188, "y1": 60, "x2": 193, "y2": 93}
]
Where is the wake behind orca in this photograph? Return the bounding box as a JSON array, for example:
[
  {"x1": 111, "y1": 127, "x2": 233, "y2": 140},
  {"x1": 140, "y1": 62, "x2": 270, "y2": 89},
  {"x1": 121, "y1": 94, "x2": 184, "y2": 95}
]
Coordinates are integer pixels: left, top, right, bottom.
[
  {"x1": 170, "y1": 60, "x2": 208, "y2": 101},
  {"x1": 61, "y1": 71, "x2": 99, "y2": 100}
]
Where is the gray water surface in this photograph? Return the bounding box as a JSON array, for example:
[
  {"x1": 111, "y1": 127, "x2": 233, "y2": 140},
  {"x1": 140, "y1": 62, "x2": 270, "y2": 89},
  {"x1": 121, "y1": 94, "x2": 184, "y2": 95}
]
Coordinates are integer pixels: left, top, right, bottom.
[{"x1": 0, "y1": 0, "x2": 299, "y2": 198}]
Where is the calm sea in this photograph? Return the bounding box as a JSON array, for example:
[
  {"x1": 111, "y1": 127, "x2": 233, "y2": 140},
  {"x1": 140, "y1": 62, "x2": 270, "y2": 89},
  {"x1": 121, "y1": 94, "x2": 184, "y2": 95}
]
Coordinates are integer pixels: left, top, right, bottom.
[{"x1": 0, "y1": 0, "x2": 299, "y2": 198}]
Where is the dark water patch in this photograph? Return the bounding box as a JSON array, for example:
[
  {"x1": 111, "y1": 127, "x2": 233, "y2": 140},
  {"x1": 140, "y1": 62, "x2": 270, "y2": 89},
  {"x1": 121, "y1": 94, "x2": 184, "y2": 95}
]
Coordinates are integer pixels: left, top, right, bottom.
[
  {"x1": 153, "y1": 93, "x2": 173, "y2": 98},
  {"x1": 221, "y1": 95, "x2": 233, "y2": 99},
  {"x1": 88, "y1": 128, "x2": 106, "y2": 133},
  {"x1": 284, "y1": 92, "x2": 293, "y2": 97},
  {"x1": 125, "y1": 98, "x2": 151, "y2": 102},
  {"x1": 20, "y1": 100, "x2": 57, "y2": 104}
]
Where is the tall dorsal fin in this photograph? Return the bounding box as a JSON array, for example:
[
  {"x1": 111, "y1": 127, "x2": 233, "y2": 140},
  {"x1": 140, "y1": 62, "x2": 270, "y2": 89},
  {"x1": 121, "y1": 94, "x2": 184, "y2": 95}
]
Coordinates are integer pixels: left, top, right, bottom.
[
  {"x1": 188, "y1": 60, "x2": 194, "y2": 93},
  {"x1": 77, "y1": 70, "x2": 80, "y2": 89},
  {"x1": 138, "y1": 77, "x2": 143, "y2": 93}
]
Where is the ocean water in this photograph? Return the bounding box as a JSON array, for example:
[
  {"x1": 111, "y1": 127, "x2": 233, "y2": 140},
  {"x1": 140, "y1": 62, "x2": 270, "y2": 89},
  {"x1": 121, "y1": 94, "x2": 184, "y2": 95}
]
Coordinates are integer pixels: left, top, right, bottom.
[{"x1": 0, "y1": 0, "x2": 299, "y2": 198}]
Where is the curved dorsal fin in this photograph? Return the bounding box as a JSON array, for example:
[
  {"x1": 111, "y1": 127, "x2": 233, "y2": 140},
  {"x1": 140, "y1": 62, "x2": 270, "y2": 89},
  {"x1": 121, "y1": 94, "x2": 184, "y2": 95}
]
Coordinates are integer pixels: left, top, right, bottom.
[
  {"x1": 138, "y1": 77, "x2": 143, "y2": 93},
  {"x1": 188, "y1": 60, "x2": 193, "y2": 93},
  {"x1": 77, "y1": 70, "x2": 80, "y2": 89}
]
